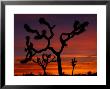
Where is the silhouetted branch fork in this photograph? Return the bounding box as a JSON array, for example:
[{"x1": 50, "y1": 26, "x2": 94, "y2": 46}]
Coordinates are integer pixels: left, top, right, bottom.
[
  {"x1": 24, "y1": 24, "x2": 39, "y2": 34},
  {"x1": 48, "y1": 25, "x2": 55, "y2": 39},
  {"x1": 48, "y1": 47, "x2": 57, "y2": 54},
  {"x1": 24, "y1": 17, "x2": 56, "y2": 54},
  {"x1": 60, "y1": 21, "x2": 89, "y2": 42},
  {"x1": 59, "y1": 21, "x2": 89, "y2": 53},
  {"x1": 24, "y1": 24, "x2": 42, "y2": 40},
  {"x1": 23, "y1": 18, "x2": 56, "y2": 63},
  {"x1": 24, "y1": 17, "x2": 55, "y2": 41},
  {"x1": 32, "y1": 54, "x2": 56, "y2": 75},
  {"x1": 39, "y1": 17, "x2": 55, "y2": 39},
  {"x1": 33, "y1": 54, "x2": 56, "y2": 64},
  {"x1": 24, "y1": 24, "x2": 47, "y2": 40},
  {"x1": 33, "y1": 57, "x2": 44, "y2": 67},
  {"x1": 21, "y1": 40, "x2": 55, "y2": 64},
  {"x1": 39, "y1": 18, "x2": 55, "y2": 29},
  {"x1": 72, "y1": 58, "x2": 77, "y2": 67},
  {"x1": 74, "y1": 21, "x2": 89, "y2": 35}
]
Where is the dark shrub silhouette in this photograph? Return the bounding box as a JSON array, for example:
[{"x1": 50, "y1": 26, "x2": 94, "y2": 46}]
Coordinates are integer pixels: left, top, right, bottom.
[
  {"x1": 20, "y1": 17, "x2": 89, "y2": 75},
  {"x1": 23, "y1": 72, "x2": 35, "y2": 76},
  {"x1": 33, "y1": 54, "x2": 56, "y2": 75},
  {"x1": 74, "y1": 72, "x2": 97, "y2": 76}
]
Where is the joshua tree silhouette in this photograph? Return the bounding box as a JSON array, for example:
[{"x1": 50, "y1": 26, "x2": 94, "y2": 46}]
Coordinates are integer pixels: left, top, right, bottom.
[
  {"x1": 20, "y1": 17, "x2": 89, "y2": 75},
  {"x1": 71, "y1": 58, "x2": 77, "y2": 75},
  {"x1": 33, "y1": 54, "x2": 56, "y2": 75}
]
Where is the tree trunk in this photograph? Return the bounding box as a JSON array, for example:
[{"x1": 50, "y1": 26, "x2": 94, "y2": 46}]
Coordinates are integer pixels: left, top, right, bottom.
[
  {"x1": 57, "y1": 54, "x2": 63, "y2": 75},
  {"x1": 72, "y1": 69, "x2": 73, "y2": 75},
  {"x1": 43, "y1": 69, "x2": 47, "y2": 75}
]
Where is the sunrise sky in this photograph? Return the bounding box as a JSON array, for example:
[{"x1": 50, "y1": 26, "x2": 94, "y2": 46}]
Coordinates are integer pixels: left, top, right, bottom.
[{"x1": 14, "y1": 14, "x2": 97, "y2": 76}]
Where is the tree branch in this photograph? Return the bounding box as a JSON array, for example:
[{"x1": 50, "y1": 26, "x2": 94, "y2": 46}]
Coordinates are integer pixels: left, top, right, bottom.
[
  {"x1": 59, "y1": 21, "x2": 89, "y2": 53},
  {"x1": 48, "y1": 47, "x2": 57, "y2": 55}
]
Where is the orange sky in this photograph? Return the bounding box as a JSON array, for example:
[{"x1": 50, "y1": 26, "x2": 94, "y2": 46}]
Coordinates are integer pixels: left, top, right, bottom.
[
  {"x1": 14, "y1": 14, "x2": 97, "y2": 76},
  {"x1": 14, "y1": 55, "x2": 97, "y2": 75}
]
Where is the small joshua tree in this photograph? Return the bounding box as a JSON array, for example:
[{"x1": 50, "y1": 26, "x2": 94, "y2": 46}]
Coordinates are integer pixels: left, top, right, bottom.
[
  {"x1": 33, "y1": 54, "x2": 56, "y2": 75},
  {"x1": 72, "y1": 58, "x2": 77, "y2": 75}
]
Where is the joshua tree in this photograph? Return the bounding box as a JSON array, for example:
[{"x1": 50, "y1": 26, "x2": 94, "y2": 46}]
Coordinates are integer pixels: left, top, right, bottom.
[
  {"x1": 20, "y1": 17, "x2": 89, "y2": 75},
  {"x1": 71, "y1": 58, "x2": 77, "y2": 75},
  {"x1": 33, "y1": 54, "x2": 56, "y2": 75}
]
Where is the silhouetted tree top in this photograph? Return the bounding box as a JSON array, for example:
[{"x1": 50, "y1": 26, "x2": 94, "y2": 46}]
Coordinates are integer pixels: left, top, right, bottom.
[
  {"x1": 72, "y1": 58, "x2": 77, "y2": 67},
  {"x1": 23, "y1": 18, "x2": 56, "y2": 54},
  {"x1": 72, "y1": 58, "x2": 77, "y2": 75},
  {"x1": 59, "y1": 21, "x2": 89, "y2": 53},
  {"x1": 33, "y1": 53, "x2": 56, "y2": 75},
  {"x1": 33, "y1": 54, "x2": 56, "y2": 65}
]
